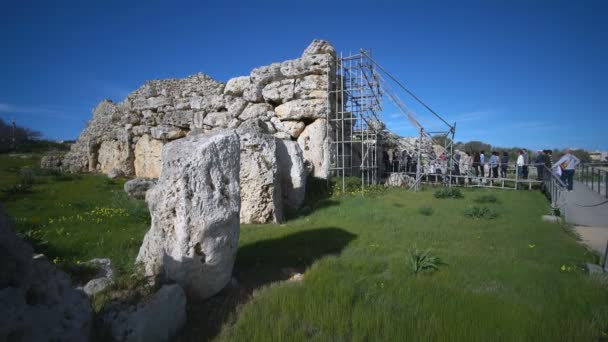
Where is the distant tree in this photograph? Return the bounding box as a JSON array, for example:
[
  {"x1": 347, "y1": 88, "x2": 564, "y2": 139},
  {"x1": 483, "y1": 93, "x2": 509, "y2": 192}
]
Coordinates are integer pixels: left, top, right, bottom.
[
  {"x1": 463, "y1": 141, "x2": 492, "y2": 155},
  {"x1": 0, "y1": 118, "x2": 64, "y2": 153},
  {"x1": 570, "y1": 149, "x2": 592, "y2": 163}
]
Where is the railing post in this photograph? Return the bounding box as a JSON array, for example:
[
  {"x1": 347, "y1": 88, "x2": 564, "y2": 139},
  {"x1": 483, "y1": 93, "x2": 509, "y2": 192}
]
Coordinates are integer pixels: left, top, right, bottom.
[{"x1": 605, "y1": 170, "x2": 607, "y2": 198}]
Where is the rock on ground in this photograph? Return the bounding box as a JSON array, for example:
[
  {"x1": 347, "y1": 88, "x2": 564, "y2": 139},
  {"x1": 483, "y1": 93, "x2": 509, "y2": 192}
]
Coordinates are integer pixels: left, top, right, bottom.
[
  {"x1": 99, "y1": 284, "x2": 186, "y2": 342},
  {"x1": 40, "y1": 154, "x2": 63, "y2": 170},
  {"x1": 124, "y1": 178, "x2": 158, "y2": 200},
  {"x1": 136, "y1": 131, "x2": 240, "y2": 300},
  {"x1": 239, "y1": 131, "x2": 283, "y2": 223},
  {"x1": 81, "y1": 258, "x2": 115, "y2": 297},
  {"x1": 0, "y1": 207, "x2": 92, "y2": 341}
]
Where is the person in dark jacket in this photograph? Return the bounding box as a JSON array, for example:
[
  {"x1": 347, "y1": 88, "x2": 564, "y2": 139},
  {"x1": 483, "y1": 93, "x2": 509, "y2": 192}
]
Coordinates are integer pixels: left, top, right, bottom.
[
  {"x1": 500, "y1": 151, "x2": 509, "y2": 178},
  {"x1": 535, "y1": 150, "x2": 545, "y2": 180},
  {"x1": 472, "y1": 152, "x2": 481, "y2": 176}
]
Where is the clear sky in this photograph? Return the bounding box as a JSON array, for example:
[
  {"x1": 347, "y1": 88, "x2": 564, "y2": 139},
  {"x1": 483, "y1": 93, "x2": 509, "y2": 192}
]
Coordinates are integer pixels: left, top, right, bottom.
[{"x1": 1, "y1": 0, "x2": 606, "y2": 150}]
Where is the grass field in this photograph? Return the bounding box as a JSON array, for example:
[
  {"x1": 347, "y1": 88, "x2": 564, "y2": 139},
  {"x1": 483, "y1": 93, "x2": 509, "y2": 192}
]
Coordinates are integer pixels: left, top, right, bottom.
[
  {"x1": 2, "y1": 153, "x2": 608, "y2": 341},
  {"x1": 0, "y1": 153, "x2": 149, "y2": 275}
]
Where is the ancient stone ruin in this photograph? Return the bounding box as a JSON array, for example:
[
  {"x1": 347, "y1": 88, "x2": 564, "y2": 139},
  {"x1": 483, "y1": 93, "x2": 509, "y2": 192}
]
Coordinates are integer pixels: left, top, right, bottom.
[{"x1": 61, "y1": 39, "x2": 336, "y2": 224}]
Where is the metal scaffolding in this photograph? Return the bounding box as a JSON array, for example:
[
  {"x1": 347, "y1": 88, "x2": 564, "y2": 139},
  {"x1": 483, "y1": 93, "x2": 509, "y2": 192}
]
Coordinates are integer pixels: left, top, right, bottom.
[{"x1": 328, "y1": 50, "x2": 383, "y2": 192}]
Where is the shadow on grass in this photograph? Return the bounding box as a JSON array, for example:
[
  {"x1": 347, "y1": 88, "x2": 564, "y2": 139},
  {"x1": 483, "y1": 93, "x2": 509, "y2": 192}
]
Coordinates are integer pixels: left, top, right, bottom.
[
  {"x1": 284, "y1": 176, "x2": 339, "y2": 220},
  {"x1": 175, "y1": 226, "x2": 357, "y2": 342}
]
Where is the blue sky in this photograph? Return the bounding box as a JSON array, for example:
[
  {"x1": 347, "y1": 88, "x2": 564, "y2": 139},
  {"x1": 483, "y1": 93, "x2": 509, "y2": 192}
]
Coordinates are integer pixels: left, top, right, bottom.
[{"x1": 1, "y1": 0, "x2": 606, "y2": 150}]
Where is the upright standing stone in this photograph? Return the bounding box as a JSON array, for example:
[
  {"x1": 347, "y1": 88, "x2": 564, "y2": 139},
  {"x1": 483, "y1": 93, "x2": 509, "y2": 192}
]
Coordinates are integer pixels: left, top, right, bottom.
[{"x1": 136, "y1": 131, "x2": 241, "y2": 300}]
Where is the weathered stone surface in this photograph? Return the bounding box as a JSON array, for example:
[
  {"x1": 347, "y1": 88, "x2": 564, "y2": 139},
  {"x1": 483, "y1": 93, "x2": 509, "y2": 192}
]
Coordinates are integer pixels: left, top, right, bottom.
[
  {"x1": 224, "y1": 76, "x2": 251, "y2": 97},
  {"x1": 280, "y1": 54, "x2": 331, "y2": 79},
  {"x1": 276, "y1": 140, "x2": 308, "y2": 209},
  {"x1": 239, "y1": 103, "x2": 274, "y2": 121},
  {"x1": 297, "y1": 118, "x2": 330, "y2": 179},
  {"x1": 262, "y1": 79, "x2": 295, "y2": 105},
  {"x1": 136, "y1": 131, "x2": 240, "y2": 299},
  {"x1": 271, "y1": 117, "x2": 306, "y2": 138},
  {"x1": 99, "y1": 284, "x2": 186, "y2": 342},
  {"x1": 108, "y1": 168, "x2": 124, "y2": 179},
  {"x1": 134, "y1": 134, "x2": 163, "y2": 179},
  {"x1": 251, "y1": 63, "x2": 283, "y2": 85},
  {"x1": 124, "y1": 178, "x2": 158, "y2": 200},
  {"x1": 98, "y1": 139, "x2": 133, "y2": 175},
  {"x1": 242, "y1": 83, "x2": 264, "y2": 103},
  {"x1": 150, "y1": 125, "x2": 187, "y2": 141},
  {"x1": 40, "y1": 154, "x2": 63, "y2": 170},
  {"x1": 160, "y1": 109, "x2": 193, "y2": 128},
  {"x1": 225, "y1": 96, "x2": 248, "y2": 117},
  {"x1": 0, "y1": 208, "x2": 92, "y2": 341},
  {"x1": 239, "y1": 131, "x2": 283, "y2": 224},
  {"x1": 203, "y1": 111, "x2": 235, "y2": 128},
  {"x1": 237, "y1": 118, "x2": 272, "y2": 135},
  {"x1": 275, "y1": 99, "x2": 328, "y2": 121},
  {"x1": 294, "y1": 75, "x2": 328, "y2": 100},
  {"x1": 302, "y1": 39, "x2": 337, "y2": 57},
  {"x1": 81, "y1": 258, "x2": 115, "y2": 297}
]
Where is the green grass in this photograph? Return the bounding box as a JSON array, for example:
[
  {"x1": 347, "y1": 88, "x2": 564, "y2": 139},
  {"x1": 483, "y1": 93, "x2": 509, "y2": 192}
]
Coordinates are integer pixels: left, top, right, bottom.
[
  {"x1": 2, "y1": 154, "x2": 608, "y2": 340},
  {"x1": 218, "y1": 188, "x2": 608, "y2": 341},
  {"x1": 0, "y1": 153, "x2": 149, "y2": 276}
]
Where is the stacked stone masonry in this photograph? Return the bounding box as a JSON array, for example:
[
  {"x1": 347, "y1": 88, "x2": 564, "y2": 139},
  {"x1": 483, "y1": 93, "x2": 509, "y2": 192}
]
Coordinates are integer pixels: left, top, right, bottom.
[{"x1": 62, "y1": 39, "x2": 337, "y2": 224}]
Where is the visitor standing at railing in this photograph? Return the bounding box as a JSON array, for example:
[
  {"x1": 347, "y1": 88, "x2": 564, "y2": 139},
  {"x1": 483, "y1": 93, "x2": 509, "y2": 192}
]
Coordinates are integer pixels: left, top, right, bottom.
[
  {"x1": 500, "y1": 151, "x2": 509, "y2": 178},
  {"x1": 522, "y1": 149, "x2": 530, "y2": 179},
  {"x1": 535, "y1": 150, "x2": 545, "y2": 180},
  {"x1": 490, "y1": 151, "x2": 499, "y2": 178},
  {"x1": 480, "y1": 151, "x2": 486, "y2": 177},
  {"x1": 552, "y1": 149, "x2": 580, "y2": 191},
  {"x1": 516, "y1": 150, "x2": 524, "y2": 178},
  {"x1": 473, "y1": 152, "x2": 481, "y2": 176}
]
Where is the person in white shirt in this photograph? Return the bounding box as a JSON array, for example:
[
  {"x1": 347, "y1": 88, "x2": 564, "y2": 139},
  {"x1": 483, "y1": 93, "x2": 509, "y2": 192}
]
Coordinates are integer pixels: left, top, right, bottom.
[
  {"x1": 516, "y1": 150, "x2": 524, "y2": 178},
  {"x1": 552, "y1": 149, "x2": 580, "y2": 191}
]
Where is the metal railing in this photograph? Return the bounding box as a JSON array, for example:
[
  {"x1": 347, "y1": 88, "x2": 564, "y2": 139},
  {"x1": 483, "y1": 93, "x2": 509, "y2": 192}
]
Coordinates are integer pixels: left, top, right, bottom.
[
  {"x1": 542, "y1": 165, "x2": 567, "y2": 210},
  {"x1": 576, "y1": 163, "x2": 608, "y2": 198}
]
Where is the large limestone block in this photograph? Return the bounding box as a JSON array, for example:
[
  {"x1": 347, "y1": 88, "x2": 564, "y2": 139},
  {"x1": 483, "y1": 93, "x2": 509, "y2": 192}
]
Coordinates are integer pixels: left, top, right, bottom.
[
  {"x1": 297, "y1": 119, "x2": 330, "y2": 179},
  {"x1": 275, "y1": 98, "x2": 328, "y2": 121},
  {"x1": 262, "y1": 79, "x2": 295, "y2": 105},
  {"x1": 270, "y1": 117, "x2": 306, "y2": 138},
  {"x1": 295, "y1": 75, "x2": 328, "y2": 100},
  {"x1": 203, "y1": 111, "x2": 236, "y2": 128},
  {"x1": 276, "y1": 139, "x2": 308, "y2": 210},
  {"x1": 150, "y1": 125, "x2": 186, "y2": 141},
  {"x1": 99, "y1": 284, "x2": 186, "y2": 342},
  {"x1": 136, "y1": 131, "x2": 240, "y2": 300},
  {"x1": 302, "y1": 39, "x2": 337, "y2": 57},
  {"x1": 134, "y1": 134, "x2": 163, "y2": 179},
  {"x1": 98, "y1": 139, "x2": 133, "y2": 175},
  {"x1": 239, "y1": 103, "x2": 274, "y2": 121},
  {"x1": 239, "y1": 131, "x2": 283, "y2": 224},
  {"x1": 280, "y1": 54, "x2": 331, "y2": 79},
  {"x1": 160, "y1": 109, "x2": 194, "y2": 128},
  {"x1": 224, "y1": 76, "x2": 251, "y2": 97}
]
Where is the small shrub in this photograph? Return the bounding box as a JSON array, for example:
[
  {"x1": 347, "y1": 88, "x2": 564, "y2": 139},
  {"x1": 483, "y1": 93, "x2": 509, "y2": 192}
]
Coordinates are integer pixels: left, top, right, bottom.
[
  {"x1": 408, "y1": 248, "x2": 442, "y2": 275},
  {"x1": 473, "y1": 194, "x2": 498, "y2": 204},
  {"x1": 433, "y1": 187, "x2": 463, "y2": 199},
  {"x1": 418, "y1": 206, "x2": 434, "y2": 216},
  {"x1": 464, "y1": 206, "x2": 498, "y2": 220}
]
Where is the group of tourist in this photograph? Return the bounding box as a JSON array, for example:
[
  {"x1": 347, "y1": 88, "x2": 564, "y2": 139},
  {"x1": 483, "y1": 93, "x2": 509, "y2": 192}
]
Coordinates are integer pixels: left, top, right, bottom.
[{"x1": 383, "y1": 147, "x2": 581, "y2": 191}]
